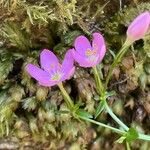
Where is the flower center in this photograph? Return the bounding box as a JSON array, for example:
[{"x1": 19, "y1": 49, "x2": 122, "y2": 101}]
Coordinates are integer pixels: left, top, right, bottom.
[
  {"x1": 85, "y1": 49, "x2": 96, "y2": 56},
  {"x1": 51, "y1": 72, "x2": 62, "y2": 81}
]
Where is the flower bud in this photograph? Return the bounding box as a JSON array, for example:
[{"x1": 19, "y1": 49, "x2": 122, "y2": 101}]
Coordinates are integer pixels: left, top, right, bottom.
[{"x1": 127, "y1": 12, "x2": 150, "y2": 43}]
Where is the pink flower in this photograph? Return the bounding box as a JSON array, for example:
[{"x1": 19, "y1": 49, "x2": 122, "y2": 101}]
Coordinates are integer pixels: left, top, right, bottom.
[
  {"x1": 26, "y1": 49, "x2": 75, "y2": 87},
  {"x1": 127, "y1": 11, "x2": 150, "y2": 42},
  {"x1": 71, "y1": 32, "x2": 106, "y2": 67}
]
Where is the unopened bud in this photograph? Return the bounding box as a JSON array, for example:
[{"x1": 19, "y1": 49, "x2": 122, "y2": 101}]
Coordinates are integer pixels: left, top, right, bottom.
[{"x1": 127, "y1": 12, "x2": 150, "y2": 43}]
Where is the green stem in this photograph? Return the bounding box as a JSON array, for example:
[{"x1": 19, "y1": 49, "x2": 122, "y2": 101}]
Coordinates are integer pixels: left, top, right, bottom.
[
  {"x1": 58, "y1": 82, "x2": 74, "y2": 110},
  {"x1": 58, "y1": 82, "x2": 150, "y2": 142},
  {"x1": 105, "y1": 101, "x2": 129, "y2": 131},
  {"x1": 126, "y1": 141, "x2": 131, "y2": 150},
  {"x1": 105, "y1": 102, "x2": 150, "y2": 141},
  {"x1": 78, "y1": 115, "x2": 126, "y2": 135},
  {"x1": 139, "y1": 133, "x2": 150, "y2": 141},
  {"x1": 105, "y1": 41, "x2": 131, "y2": 89},
  {"x1": 93, "y1": 66, "x2": 104, "y2": 95},
  {"x1": 93, "y1": 64, "x2": 129, "y2": 131}
]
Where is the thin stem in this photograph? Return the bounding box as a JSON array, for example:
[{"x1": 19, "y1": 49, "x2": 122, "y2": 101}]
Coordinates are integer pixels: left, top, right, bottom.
[
  {"x1": 93, "y1": 66, "x2": 104, "y2": 95},
  {"x1": 57, "y1": 81, "x2": 150, "y2": 142},
  {"x1": 126, "y1": 141, "x2": 131, "y2": 150},
  {"x1": 105, "y1": 102, "x2": 129, "y2": 131},
  {"x1": 105, "y1": 41, "x2": 131, "y2": 89},
  {"x1": 139, "y1": 133, "x2": 150, "y2": 141},
  {"x1": 105, "y1": 101, "x2": 150, "y2": 141},
  {"x1": 93, "y1": 65, "x2": 129, "y2": 131},
  {"x1": 58, "y1": 82, "x2": 74, "y2": 110},
  {"x1": 78, "y1": 115, "x2": 126, "y2": 135}
]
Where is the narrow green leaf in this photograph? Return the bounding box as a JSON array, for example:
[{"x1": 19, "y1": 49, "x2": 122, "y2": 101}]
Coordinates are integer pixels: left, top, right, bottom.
[
  {"x1": 95, "y1": 100, "x2": 105, "y2": 119},
  {"x1": 116, "y1": 128, "x2": 139, "y2": 144},
  {"x1": 125, "y1": 127, "x2": 139, "y2": 142},
  {"x1": 105, "y1": 90, "x2": 116, "y2": 98},
  {"x1": 55, "y1": 110, "x2": 70, "y2": 115},
  {"x1": 115, "y1": 136, "x2": 126, "y2": 143},
  {"x1": 76, "y1": 109, "x2": 93, "y2": 119}
]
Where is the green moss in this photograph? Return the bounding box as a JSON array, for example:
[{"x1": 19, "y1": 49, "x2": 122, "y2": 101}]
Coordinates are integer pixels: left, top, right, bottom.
[{"x1": 0, "y1": 0, "x2": 150, "y2": 149}]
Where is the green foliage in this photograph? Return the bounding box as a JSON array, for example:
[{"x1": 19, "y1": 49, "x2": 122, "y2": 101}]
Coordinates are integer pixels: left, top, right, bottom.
[
  {"x1": 2, "y1": 22, "x2": 31, "y2": 51},
  {"x1": 116, "y1": 127, "x2": 139, "y2": 143},
  {"x1": 0, "y1": 0, "x2": 19, "y2": 9},
  {"x1": 95, "y1": 100, "x2": 105, "y2": 119},
  {"x1": 0, "y1": 0, "x2": 150, "y2": 149},
  {"x1": 25, "y1": 4, "x2": 55, "y2": 26},
  {"x1": 76, "y1": 109, "x2": 93, "y2": 119},
  {"x1": 61, "y1": 120, "x2": 86, "y2": 139},
  {"x1": 22, "y1": 97, "x2": 38, "y2": 111},
  {"x1": 0, "y1": 88, "x2": 19, "y2": 137},
  {"x1": 42, "y1": 123, "x2": 56, "y2": 136},
  {"x1": 0, "y1": 52, "x2": 13, "y2": 84},
  {"x1": 125, "y1": 128, "x2": 139, "y2": 142}
]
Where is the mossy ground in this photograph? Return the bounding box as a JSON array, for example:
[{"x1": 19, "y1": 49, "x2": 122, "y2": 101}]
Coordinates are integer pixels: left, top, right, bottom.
[{"x1": 0, "y1": 0, "x2": 150, "y2": 149}]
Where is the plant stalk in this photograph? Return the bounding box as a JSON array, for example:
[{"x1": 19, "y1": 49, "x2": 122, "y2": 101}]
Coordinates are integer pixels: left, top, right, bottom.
[
  {"x1": 105, "y1": 41, "x2": 131, "y2": 89},
  {"x1": 105, "y1": 102, "x2": 129, "y2": 131},
  {"x1": 93, "y1": 66, "x2": 104, "y2": 96},
  {"x1": 139, "y1": 133, "x2": 150, "y2": 141},
  {"x1": 126, "y1": 141, "x2": 131, "y2": 150},
  {"x1": 93, "y1": 65, "x2": 129, "y2": 131},
  {"x1": 58, "y1": 82, "x2": 74, "y2": 110},
  {"x1": 78, "y1": 115, "x2": 126, "y2": 135},
  {"x1": 58, "y1": 82, "x2": 150, "y2": 142}
]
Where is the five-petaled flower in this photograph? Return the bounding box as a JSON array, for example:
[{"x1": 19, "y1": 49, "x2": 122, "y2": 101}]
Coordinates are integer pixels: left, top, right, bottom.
[
  {"x1": 71, "y1": 32, "x2": 106, "y2": 67},
  {"x1": 26, "y1": 49, "x2": 75, "y2": 87},
  {"x1": 127, "y1": 11, "x2": 150, "y2": 43}
]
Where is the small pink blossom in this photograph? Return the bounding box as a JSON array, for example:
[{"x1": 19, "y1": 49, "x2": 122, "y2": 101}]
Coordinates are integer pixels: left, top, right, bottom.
[
  {"x1": 127, "y1": 11, "x2": 150, "y2": 42},
  {"x1": 26, "y1": 49, "x2": 75, "y2": 87},
  {"x1": 71, "y1": 32, "x2": 106, "y2": 67}
]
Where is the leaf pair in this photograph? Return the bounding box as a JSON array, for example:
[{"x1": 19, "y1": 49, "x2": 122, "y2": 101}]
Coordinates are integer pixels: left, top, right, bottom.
[
  {"x1": 95, "y1": 90, "x2": 116, "y2": 119},
  {"x1": 116, "y1": 127, "x2": 139, "y2": 143}
]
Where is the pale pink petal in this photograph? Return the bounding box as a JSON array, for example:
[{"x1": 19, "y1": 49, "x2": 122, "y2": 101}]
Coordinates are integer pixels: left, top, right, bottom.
[
  {"x1": 95, "y1": 45, "x2": 106, "y2": 64},
  {"x1": 74, "y1": 35, "x2": 92, "y2": 56},
  {"x1": 39, "y1": 80, "x2": 59, "y2": 87},
  {"x1": 92, "y1": 32, "x2": 105, "y2": 51},
  {"x1": 62, "y1": 67, "x2": 75, "y2": 81},
  {"x1": 62, "y1": 49, "x2": 74, "y2": 73},
  {"x1": 72, "y1": 49, "x2": 94, "y2": 67},
  {"x1": 92, "y1": 32, "x2": 106, "y2": 64},
  {"x1": 127, "y1": 11, "x2": 150, "y2": 42},
  {"x1": 26, "y1": 64, "x2": 51, "y2": 84},
  {"x1": 61, "y1": 49, "x2": 75, "y2": 80},
  {"x1": 67, "y1": 67, "x2": 75, "y2": 79},
  {"x1": 40, "y1": 49, "x2": 59, "y2": 73}
]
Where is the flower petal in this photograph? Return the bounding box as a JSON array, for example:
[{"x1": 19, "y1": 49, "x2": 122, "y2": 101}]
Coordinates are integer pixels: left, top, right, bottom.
[
  {"x1": 26, "y1": 64, "x2": 51, "y2": 84},
  {"x1": 62, "y1": 49, "x2": 74, "y2": 73},
  {"x1": 61, "y1": 49, "x2": 75, "y2": 80},
  {"x1": 62, "y1": 67, "x2": 75, "y2": 81},
  {"x1": 74, "y1": 35, "x2": 92, "y2": 56},
  {"x1": 92, "y1": 33, "x2": 106, "y2": 64},
  {"x1": 39, "y1": 80, "x2": 59, "y2": 87},
  {"x1": 96, "y1": 45, "x2": 106, "y2": 64},
  {"x1": 72, "y1": 49, "x2": 94, "y2": 67},
  {"x1": 40, "y1": 49, "x2": 59, "y2": 72},
  {"x1": 92, "y1": 32, "x2": 105, "y2": 51},
  {"x1": 127, "y1": 11, "x2": 150, "y2": 42}
]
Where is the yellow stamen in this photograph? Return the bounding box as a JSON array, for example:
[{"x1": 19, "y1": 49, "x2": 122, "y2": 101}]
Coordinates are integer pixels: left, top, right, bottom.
[
  {"x1": 85, "y1": 49, "x2": 96, "y2": 56},
  {"x1": 51, "y1": 73, "x2": 61, "y2": 80}
]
